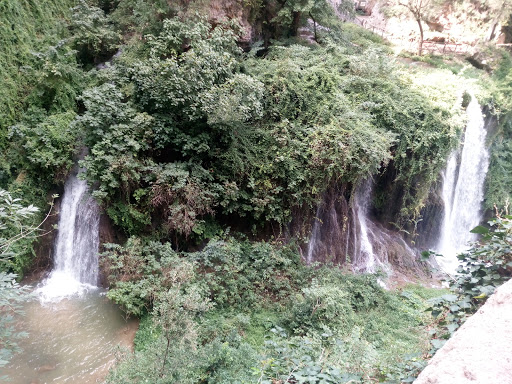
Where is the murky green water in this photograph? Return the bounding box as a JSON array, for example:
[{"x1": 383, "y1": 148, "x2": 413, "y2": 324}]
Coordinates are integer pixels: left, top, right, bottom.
[{"x1": 4, "y1": 291, "x2": 137, "y2": 384}]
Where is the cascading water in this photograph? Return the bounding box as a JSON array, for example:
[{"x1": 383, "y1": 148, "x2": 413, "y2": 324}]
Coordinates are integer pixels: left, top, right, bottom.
[
  {"x1": 352, "y1": 178, "x2": 379, "y2": 272},
  {"x1": 6, "y1": 167, "x2": 137, "y2": 384},
  {"x1": 306, "y1": 205, "x2": 322, "y2": 264},
  {"x1": 436, "y1": 97, "x2": 490, "y2": 273},
  {"x1": 37, "y1": 168, "x2": 100, "y2": 302},
  {"x1": 305, "y1": 177, "x2": 419, "y2": 274}
]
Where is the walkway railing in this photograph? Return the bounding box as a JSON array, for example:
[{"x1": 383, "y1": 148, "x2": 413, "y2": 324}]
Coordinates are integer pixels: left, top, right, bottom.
[{"x1": 353, "y1": 17, "x2": 474, "y2": 56}]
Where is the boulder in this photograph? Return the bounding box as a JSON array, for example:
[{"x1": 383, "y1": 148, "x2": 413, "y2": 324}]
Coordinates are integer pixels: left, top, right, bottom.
[{"x1": 415, "y1": 279, "x2": 512, "y2": 384}]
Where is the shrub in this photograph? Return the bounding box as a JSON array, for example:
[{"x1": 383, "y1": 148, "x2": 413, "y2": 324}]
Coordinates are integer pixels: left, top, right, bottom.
[
  {"x1": 193, "y1": 238, "x2": 308, "y2": 309},
  {"x1": 101, "y1": 238, "x2": 197, "y2": 315}
]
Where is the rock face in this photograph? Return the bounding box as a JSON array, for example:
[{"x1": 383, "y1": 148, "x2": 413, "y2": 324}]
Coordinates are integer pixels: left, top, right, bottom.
[{"x1": 415, "y1": 279, "x2": 512, "y2": 384}]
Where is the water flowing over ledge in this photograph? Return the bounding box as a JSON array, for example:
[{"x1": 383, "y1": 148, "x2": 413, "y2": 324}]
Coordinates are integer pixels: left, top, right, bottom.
[
  {"x1": 306, "y1": 179, "x2": 420, "y2": 275},
  {"x1": 36, "y1": 168, "x2": 100, "y2": 303},
  {"x1": 436, "y1": 97, "x2": 490, "y2": 274}
]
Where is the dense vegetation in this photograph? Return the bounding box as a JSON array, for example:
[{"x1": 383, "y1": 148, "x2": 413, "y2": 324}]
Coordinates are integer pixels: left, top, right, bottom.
[
  {"x1": 1, "y1": 0, "x2": 512, "y2": 382},
  {"x1": 483, "y1": 52, "x2": 512, "y2": 210},
  {"x1": 101, "y1": 237, "x2": 443, "y2": 383}
]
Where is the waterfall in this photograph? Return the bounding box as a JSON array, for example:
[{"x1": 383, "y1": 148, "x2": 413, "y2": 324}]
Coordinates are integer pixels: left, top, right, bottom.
[
  {"x1": 352, "y1": 178, "x2": 378, "y2": 272},
  {"x1": 305, "y1": 178, "x2": 419, "y2": 274},
  {"x1": 37, "y1": 168, "x2": 100, "y2": 302},
  {"x1": 436, "y1": 97, "x2": 490, "y2": 273},
  {"x1": 306, "y1": 205, "x2": 322, "y2": 264}
]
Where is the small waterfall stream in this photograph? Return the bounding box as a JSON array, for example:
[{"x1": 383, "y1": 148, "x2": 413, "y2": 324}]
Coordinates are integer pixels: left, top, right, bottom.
[
  {"x1": 6, "y1": 167, "x2": 136, "y2": 383},
  {"x1": 37, "y1": 168, "x2": 100, "y2": 302},
  {"x1": 306, "y1": 205, "x2": 322, "y2": 264},
  {"x1": 436, "y1": 97, "x2": 490, "y2": 273},
  {"x1": 352, "y1": 178, "x2": 379, "y2": 272},
  {"x1": 306, "y1": 178, "x2": 418, "y2": 274}
]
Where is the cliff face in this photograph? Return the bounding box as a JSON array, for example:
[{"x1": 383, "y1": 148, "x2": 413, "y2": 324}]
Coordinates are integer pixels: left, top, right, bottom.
[
  {"x1": 300, "y1": 182, "x2": 427, "y2": 277},
  {"x1": 415, "y1": 278, "x2": 512, "y2": 384}
]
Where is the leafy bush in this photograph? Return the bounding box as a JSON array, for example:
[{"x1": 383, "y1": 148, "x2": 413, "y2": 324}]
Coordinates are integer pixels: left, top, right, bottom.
[
  {"x1": 193, "y1": 238, "x2": 308, "y2": 309},
  {"x1": 428, "y1": 216, "x2": 512, "y2": 338},
  {"x1": 101, "y1": 238, "x2": 198, "y2": 315},
  {"x1": 8, "y1": 109, "x2": 77, "y2": 183},
  {"x1": 254, "y1": 327, "x2": 363, "y2": 384},
  {"x1": 105, "y1": 235, "x2": 442, "y2": 383},
  {"x1": 74, "y1": 15, "x2": 461, "y2": 241},
  {"x1": 69, "y1": 0, "x2": 121, "y2": 66},
  {"x1": 0, "y1": 0, "x2": 75, "y2": 133}
]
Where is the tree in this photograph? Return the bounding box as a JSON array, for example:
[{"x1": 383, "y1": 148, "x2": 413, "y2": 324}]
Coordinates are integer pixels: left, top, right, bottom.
[
  {"x1": 404, "y1": 0, "x2": 430, "y2": 55},
  {"x1": 402, "y1": 0, "x2": 433, "y2": 55},
  {"x1": 273, "y1": 0, "x2": 355, "y2": 42},
  {"x1": 384, "y1": 0, "x2": 442, "y2": 55}
]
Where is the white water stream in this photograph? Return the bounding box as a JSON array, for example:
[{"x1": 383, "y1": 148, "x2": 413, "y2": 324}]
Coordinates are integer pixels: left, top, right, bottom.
[
  {"x1": 37, "y1": 170, "x2": 100, "y2": 302},
  {"x1": 306, "y1": 205, "x2": 322, "y2": 265},
  {"x1": 352, "y1": 178, "x2": 379, "y2": 272},
  {"x1": 436, "y1": 97, "x2": 490, "y2": 273},
  {"x1": 6, "y1": 169, "x2": 136, "y2": 383},
  {"x1": 306, "y1": 178, "x2": 415, "y2": 274}
]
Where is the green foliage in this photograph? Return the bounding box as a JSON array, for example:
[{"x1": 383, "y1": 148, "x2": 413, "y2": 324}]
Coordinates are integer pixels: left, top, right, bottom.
[
  {"x1": 285, "y1": 273, "x2": 388, "y2": 337},
  {"x1": 381, "y1": 353, "x2": 427, "y2": 384},
  {"x1": 428, "y1": 216, "x2": 512, "y2": 341},
  {"x1": 483, "y1": 51, "x2": 512, "y2": 210},
  {"x1": 77, "y1": 18, "x2": 247, "y2": 236},
  {"x1": 105, "y1": 232, "x2": 443, "y2": 383},
  {"x1": 75, "y1": 15, "x2": 461, "y2": 239},
  {"x1": 255, "y1": 327, "x2": 363, "y2": 384},
  {"x1": 0, "y1": 189, "x2": 42, "y2": 275},
  {"x1": 25, "y1": 42, "x2": 85, "y2": 114},
  {"x1": 9, "y1": 109, "x2": 78, "y2": 183},
  {"x1": 0, "y1": 0, "x2": 75, "y2": 133},
  {"x1": 4, "y1": 38, "x2": 84, "y2": 207},
  {"x1": 0, "y1": 190, "x2": 40, "y2": 370},
  {"x1": 194, "y1": 238, "x2": 308, "y2": 309},
  {"x1": 69, "y1": 0, "x2": 121, "y2": 66},
  {"x1": 273, "y1": 0, "x2": 355, "y2": 40},
  {"x1": 101, "y1": 238, "x2": 197, "y2": 316},
  {"x1": 109, "y1": 0, "x2": 178, "y2": 35},
  {"x1": 0, "y1": 1, "x2": 86, "y2": 279}
]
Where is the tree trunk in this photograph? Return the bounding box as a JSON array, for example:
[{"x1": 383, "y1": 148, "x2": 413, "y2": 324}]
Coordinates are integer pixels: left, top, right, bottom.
[
  {"x1": 309, "y1": 12, "x2": 317, "y2": 42},
  {"x1": 416, "y1": 17, "x2": 424, "y2": 56},
  {"x1": 290, "y1": 11, "x2": 302, "y2": 37},
  {"x1": 488, "y1": 20, "x2": 499, "y2": 41},
  {"x1": 160, "y1": 335, "x2": 171, "y2": 377}
]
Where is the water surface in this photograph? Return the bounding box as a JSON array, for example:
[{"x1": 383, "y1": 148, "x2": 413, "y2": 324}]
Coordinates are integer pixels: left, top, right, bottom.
[{"x1": 4, "y1": 291, "x2": 136, "y2": 384}]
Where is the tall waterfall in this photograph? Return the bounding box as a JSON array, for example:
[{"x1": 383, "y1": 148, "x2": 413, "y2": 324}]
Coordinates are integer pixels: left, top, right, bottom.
[
  {"x1": 436, "y1": 97, "x2": 490, "y2": 273},
  {"x1": 37, "y1": 169, "x2": 100, "y2": 302}
]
